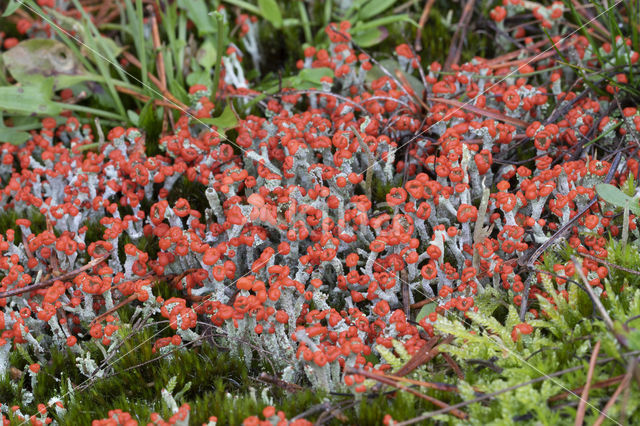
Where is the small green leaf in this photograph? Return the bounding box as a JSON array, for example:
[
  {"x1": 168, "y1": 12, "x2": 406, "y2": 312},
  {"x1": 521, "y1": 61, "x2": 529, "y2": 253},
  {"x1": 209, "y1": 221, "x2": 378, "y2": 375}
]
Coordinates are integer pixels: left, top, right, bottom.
[
  {"x1": 298, "y1": 67, "x2": 334, "y2": 85},
  {"x1": 416, "y1": 302, "x2": 435, "y2": 323},
  {"x1": 358, "y1": 0, "x2": 396, "y2": 21},
  {"x1": 199, "y1": 104, "x2": 238, "y2": 130},
  {"x1": 196, "y1": 38, "x2": 217, "y2": 69},
  {"x1": 186, "y1": 69, "x2": 212, "y2": 87},
  {"x1": 596, "y1": 183, "x2": 630, "y2": 206},
  {"x1": 2, "y1": 39, "x2": 91, "y2": 90},
  {"x1": 596, "y1": 183, "x2": 640, "y2": 215},
  {"x1": 127, "y1": 110, "x2": 140, "y2": 126},
  {"x1": 222, "y1": 0, "x2": 261, "y2": 16},
  {"x1": 2, "y1": 0, "x2": 21, "y2": 17},
  {"x1": 0, "y1": 128, "x2": 31, "y2": 145},
  {"x1": 0, "y1": 81, "x2": 61, "y2": 116},
  {"x1": 258, "y1": 0, "x2": 283, "y2": 29},
  {"x1": 352, "y1": 14, "x2": 417, "y2": 33},
  {"x1": 177, "y1": 0, "x2": 215, "y2": 35},
  {"x1": 352, "y1": 27, "x2": 387, "y2": 47}
]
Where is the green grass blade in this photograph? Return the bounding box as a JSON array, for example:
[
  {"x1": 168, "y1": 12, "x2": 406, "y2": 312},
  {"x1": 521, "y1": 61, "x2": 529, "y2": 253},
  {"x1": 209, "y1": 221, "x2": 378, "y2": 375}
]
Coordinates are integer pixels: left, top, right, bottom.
[
  {"x1": 52, "y1": 102, "x2": 124, "y2": 120},
  {"x1": 222, "y1": 0, "x2": 260, "y2": 16},
  {"x1": 324, "y1": 0, "x2": 332, "y2": 28},
  {"x1": 566, "y1": 0, "x2": 606, "y2": 67},
  {"x1": 298, "y1": 0, "x2": 312, "y2": 44},
  {"x1": 158, "y1": 0, "x2": 183, "y2": 86},
  {"x1": 71, "y1": 0, "x2": 129, "y2": 83},
  {"x1": 178, "y1": 10, "x2": 187, "y2": 84},
  {"x1": 67, "y1": 0, "x2": 128, "y2": 118},
  {"x1": 211, "y1": 12, "x2": 225, "y2": 103}
]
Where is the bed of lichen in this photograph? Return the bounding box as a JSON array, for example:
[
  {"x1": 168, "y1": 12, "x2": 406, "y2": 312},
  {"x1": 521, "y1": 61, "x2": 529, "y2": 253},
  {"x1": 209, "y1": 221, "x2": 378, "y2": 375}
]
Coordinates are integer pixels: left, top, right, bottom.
[{"x1": 1, "y1": 0, "x2": 640, "y2": 425}]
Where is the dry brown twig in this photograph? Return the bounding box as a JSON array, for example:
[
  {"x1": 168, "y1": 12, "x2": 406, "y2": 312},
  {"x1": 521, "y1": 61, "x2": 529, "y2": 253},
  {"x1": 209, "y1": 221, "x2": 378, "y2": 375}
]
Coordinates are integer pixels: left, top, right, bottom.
[
  {"x1": 257, "y1": 373, "x2": 303, "y2": 393},
  {"x1": 0, "y1": 253, "x2": 110, "y2": 299},
  {"x1": 480, "y1": 39, "x2": 549, "y2": 66},
  {"x1": 442, "y1": 352, "x2": 465, "y2": 380},
  {"x1": 409, "y1": 296, "x2": 437, "y2": 310},
  {"x1": 575, "y1": 340, "x2": 601, "y2": 426},
  {"x1": 580, "y1": 252, "x2": 640, "y2": 276},
  {"x1": 592, "y1": 370, "x2": 633, "y2": 426},
  {"x1": 115, "y1": 85, "x2": 187, "y2": 110},
  {"x1": 548, "y1": 374, "x2": 625, "y2": 403},
  {"x1": 396, "y1": 335, "x2": 454, "y2": 377},
  {"x1": 121, "y1": 50, "x2": 190, "y2": 111},
  {"x1": 426, "y1": 97, "x2": 530, "y2": 128},
  {"x1": 444, "y1": 0, "x2": 477, "y2": 70},
  {"x1": 344, "y1": 366, "x2": 468, "y2": 420},
  {"x1": 368, "y1": 334, "x2": 449, "y2": 400},
  {"x1": 368, "y1": 371, "x2": 459, "y2": 392},
  {"x1": 414, "y1": 0, "x2": 436, "y2": 52}
]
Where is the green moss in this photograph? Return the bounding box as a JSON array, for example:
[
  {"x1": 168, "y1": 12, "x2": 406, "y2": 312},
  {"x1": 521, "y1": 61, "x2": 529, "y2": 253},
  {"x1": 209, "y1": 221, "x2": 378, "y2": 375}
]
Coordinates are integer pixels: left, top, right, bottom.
[
  {"x1": 32, "y1": 328, "x2": 260, "y2": 423},
  {"x1": 428, "y1": 236, "x2": 640, "y2": 424},
  {"x1": 604, "y1": 239, "x2": 640, "y2": 294},
  {"x1": 83, "y1": 220, "x2": 107, "y2": 245},
  {"x1": 372, "y1": 175, "x2": 401, "y2": 211},
  {"x1": 167, "y1": 175, "x2": 210, "y2": 217},
  {"x1": 0, "y1": 319, "x2": 324, "y2": 424},
  {"x1": 0, "y1": 208, "x2": 47, "y2": 242},
  {"x1": 257, "y1": 22, "x2": 303, "y2": 78},
  {"x1": 0, "y1": 319, "x2": 469, "y2": 425},
  {"x1": 0, "y1": 371, "x2": 24, "y2": 409}
]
